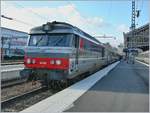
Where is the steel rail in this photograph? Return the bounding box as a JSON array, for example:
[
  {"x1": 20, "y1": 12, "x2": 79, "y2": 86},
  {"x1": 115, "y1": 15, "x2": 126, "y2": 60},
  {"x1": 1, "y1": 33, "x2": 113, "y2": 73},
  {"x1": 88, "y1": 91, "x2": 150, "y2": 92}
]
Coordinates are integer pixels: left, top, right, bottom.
[{"x1": 1, "y1": 86, "x2": 47, "y2": 108}]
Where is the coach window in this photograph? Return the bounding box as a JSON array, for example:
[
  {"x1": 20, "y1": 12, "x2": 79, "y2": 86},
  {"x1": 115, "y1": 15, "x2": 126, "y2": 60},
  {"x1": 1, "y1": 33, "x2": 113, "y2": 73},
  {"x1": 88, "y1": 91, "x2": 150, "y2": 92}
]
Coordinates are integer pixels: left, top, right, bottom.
[
  {"x1": 87, "y1": 40, "x2": 91, "y2": 51},
  {"x1": 84, "y1": 39, "x2": 89, "y2": 50},
  {"x1": 102, "y1": 47, "x2": 105, "y2": 58},
  {"x1": 83, "y1": 39, "x2": 86, "y2": 50},
  {"x1": 75, "y1": 35, "x2": 79, "y2": 48},
  {"x1": 71, "y1": 36, "x2": 76, "y2": 48}
]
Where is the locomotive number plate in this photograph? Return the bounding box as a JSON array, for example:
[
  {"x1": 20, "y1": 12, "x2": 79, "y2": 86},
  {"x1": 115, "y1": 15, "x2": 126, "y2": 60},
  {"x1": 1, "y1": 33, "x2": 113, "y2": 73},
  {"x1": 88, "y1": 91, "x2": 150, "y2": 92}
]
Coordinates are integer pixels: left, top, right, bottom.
[{"x1": 39, "y1": 61, "x2": 47, "y2": 64}]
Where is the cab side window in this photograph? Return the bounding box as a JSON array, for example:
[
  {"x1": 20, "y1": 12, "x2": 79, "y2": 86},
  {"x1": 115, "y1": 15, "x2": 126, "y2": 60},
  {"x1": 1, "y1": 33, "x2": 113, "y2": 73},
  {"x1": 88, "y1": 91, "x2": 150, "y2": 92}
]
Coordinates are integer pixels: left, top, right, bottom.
[
  {"x1": 72, "y1": 36, "x2": 76, "y2": 48},
  {"x1": 75, "y1": 35, "x2": 79, "y2": 48}
]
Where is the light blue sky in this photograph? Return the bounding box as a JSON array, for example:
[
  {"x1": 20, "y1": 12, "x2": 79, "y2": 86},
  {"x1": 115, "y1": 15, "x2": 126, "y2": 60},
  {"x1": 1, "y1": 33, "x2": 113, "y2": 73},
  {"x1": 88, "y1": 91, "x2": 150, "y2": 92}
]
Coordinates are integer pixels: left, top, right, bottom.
[
  {"x1": 2, "y1": 1, "x2": 149, "y2": 47},
  {"x1": 14, "y1": 1, "x2": 149, "y2": 26}
]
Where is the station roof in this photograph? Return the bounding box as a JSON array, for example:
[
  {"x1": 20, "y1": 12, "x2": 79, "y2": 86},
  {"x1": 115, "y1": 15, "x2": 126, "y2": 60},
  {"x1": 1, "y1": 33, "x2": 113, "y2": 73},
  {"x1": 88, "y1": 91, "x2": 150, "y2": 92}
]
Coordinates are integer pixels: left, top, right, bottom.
[
  {"x1": 1, "y1": 27, "x2": 28, "y2": 38},
  {"x1": 1, "y1": 27, "x2": 28, "y2": 34}
]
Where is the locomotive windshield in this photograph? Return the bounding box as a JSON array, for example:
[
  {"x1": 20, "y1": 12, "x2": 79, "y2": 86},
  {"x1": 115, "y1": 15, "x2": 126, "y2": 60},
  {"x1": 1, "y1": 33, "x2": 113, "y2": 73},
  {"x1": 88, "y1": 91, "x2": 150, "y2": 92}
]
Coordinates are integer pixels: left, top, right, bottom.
[{"x1": 29, "y1": 34, "x2": 72, "y2": 47}]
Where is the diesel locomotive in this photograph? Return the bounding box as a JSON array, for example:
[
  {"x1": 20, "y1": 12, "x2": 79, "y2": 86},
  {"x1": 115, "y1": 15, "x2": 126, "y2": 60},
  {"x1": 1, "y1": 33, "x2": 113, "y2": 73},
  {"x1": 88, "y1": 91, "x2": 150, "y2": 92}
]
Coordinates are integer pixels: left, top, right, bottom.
[{"x1": 20, "y1": 21, "x2": 119, "y2": 87}]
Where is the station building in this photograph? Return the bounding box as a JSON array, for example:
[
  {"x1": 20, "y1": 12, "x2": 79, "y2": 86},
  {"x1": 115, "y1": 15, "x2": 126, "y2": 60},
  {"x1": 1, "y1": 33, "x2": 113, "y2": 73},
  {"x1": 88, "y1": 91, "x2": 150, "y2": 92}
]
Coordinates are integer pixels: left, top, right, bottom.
[
  {"x1": 1, "y1": 27, "x2": 28, "y2": 58},
  {"x1": 123, "y1": 23, "x2": 149, "y2": 51}
]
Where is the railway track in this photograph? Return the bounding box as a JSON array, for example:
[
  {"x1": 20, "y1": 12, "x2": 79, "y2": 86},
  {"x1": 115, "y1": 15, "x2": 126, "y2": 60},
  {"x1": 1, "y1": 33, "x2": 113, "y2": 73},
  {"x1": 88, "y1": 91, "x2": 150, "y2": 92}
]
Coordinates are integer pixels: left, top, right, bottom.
[
  {"x1": 1, "y1": 86, "x2": 48, "y2": 112},
  {"x1": 1, "y1": 80, "x2": 65, "y2": 112},
  {"x1": 1, "y1": 79, "x2": 77, "y2": 112},
  {"x1": 1, "y1": 78, "x2": 27, "y2": 88}
]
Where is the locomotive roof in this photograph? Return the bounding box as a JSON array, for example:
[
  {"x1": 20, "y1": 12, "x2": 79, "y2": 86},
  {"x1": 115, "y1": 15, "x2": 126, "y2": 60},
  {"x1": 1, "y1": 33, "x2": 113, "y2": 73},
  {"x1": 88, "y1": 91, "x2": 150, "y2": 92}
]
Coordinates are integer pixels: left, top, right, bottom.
[{"x1": 30, "y1": 21, "x2": 101, "y2": 45}]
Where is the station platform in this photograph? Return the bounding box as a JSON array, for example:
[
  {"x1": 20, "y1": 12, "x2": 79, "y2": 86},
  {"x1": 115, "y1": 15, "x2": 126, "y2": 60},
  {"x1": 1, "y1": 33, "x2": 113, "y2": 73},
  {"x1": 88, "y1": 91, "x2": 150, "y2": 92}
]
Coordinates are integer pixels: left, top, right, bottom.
[
  {"x1": 1, "y1": 64, "x2": 24, "y2": 81},
  {"x1": 1, "y1": 64, "x2": 24, "y2": 72},
  {"x1": 65, "y1": 60, "x2": 149, "y2": 112},
  {"x1": 20, "y1": 61, "x2": 149, "y2": 113}
]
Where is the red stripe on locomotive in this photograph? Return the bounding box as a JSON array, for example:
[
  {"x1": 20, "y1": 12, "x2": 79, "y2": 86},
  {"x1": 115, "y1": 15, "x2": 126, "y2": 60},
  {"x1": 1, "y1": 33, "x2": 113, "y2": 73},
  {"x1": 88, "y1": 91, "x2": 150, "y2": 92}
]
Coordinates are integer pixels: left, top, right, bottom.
[
  {"x1": 80, "y1": 38, "x2": 84, "y2": 48},
  {"x1": 24, "y1": 56, "x2": 69, "y2": 70}
]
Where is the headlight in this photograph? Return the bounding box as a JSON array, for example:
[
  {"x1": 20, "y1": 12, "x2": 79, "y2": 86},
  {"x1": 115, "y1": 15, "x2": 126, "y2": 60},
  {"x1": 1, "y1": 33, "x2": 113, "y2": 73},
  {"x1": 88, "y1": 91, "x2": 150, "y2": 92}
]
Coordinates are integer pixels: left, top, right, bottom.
[
  {"x1": 27, "y1": 58, "x2": 31, "y2": 64},
  {"x1": 55, "y1": 60, "x2": 61, "y2": 65},
  {"x1": 50, "y1": 60, "x2": 55, "y2": 65},
  {"x1": 32, "y1": 59, "x2": 36, "y2": 64}
]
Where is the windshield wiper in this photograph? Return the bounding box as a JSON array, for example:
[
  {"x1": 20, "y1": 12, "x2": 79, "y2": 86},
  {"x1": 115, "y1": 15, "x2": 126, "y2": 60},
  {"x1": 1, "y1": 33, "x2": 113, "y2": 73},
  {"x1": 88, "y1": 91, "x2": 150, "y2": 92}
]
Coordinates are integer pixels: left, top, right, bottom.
[
  {"x1": 35, "y1": 37, "x2": 43, "y2": 46},
  {"x1": 35, "y1": 35, "x2": 48, "y2": 46},
  {"x1": 53, "y1": 38, "x2": 64, "y2": 46}
]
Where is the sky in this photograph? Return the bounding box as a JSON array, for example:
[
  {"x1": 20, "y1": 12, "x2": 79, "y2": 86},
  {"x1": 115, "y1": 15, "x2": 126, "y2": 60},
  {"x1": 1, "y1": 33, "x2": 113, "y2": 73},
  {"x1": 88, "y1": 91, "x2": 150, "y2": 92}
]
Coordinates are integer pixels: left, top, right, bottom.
[{"x1": 1, "y1": 0, "x2": 149, "y2": 47}]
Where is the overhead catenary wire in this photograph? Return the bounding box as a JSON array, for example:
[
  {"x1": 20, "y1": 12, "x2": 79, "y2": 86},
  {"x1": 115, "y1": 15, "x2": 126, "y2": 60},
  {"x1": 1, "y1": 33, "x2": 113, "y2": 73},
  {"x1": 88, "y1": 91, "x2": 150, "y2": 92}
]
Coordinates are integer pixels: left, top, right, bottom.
[
  {"x1": 67, "y1": 1, "x2": 116, "y2": 41},
  {"x1": 13, "y1": 18, "x2": 35, "y2": 26},
  {"x1": 1, "y1": 15, "x2": 35, "y2": 26},
  {"x1": 10, "y1": 1, "x2": 49, "y2": 21},
  {"x1": 2, "y1": 1, "x2": 47, "y2": 27},
  {"x1": 66, "y1": 1, "x2": 87, "y2": 22}
]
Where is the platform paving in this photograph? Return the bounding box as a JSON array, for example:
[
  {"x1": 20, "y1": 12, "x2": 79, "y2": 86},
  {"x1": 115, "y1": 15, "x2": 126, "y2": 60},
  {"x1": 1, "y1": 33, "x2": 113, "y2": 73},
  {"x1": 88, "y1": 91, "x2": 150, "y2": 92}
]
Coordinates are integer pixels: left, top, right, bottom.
[
  {"x1": 65, "y1": 60, "x2": 149, "y2": 112},
  {"x1": 1, "y1": 64, "x2": 24, "y2": 72}
]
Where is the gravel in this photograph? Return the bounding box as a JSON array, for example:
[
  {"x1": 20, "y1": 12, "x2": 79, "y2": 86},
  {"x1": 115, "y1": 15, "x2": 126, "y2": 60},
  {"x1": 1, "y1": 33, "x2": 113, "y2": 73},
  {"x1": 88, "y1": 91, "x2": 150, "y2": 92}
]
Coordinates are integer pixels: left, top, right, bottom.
[
  {"x1": 1, "y1": 81, "x2": 41, "y2": 101},
  {"x1": 1, "y1": 81, "x2": 62, "y2": 112},
  {"x1": 2, "y1": 88, "x2": 59, "y2": 112}
]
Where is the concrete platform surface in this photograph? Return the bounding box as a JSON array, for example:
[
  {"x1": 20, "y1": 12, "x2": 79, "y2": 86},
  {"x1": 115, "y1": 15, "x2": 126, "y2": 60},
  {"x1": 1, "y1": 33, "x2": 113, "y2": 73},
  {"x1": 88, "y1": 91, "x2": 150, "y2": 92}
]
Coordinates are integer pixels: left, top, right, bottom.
[
  {"x1": 1, "y1": 64, "x2": 24, "y2": 72},
  {"x1": 65, "y1": 61, "x2": 149, "y2": 112},
  {"x1": 1, "y1": 64, "x2": 24, "y2": 80}
]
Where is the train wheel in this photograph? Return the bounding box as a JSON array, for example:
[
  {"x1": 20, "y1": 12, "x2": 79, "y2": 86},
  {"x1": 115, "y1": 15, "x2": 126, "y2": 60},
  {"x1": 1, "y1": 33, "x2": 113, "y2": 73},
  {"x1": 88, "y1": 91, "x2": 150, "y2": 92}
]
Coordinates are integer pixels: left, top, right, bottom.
[
  {"x1": 27, "y1": 73, "x2": 38, "y2": 86},
  {"x1": 58, "y1": 79, "x2": 73, "y2": 89},
  {"x1": 41, "y1": 80, "x2": 48, "y2": 90},
  {"x1": 67, "y1": 79, "x2": 75, "y2": 85},
  {"x1": 48, "y1": 80, "x2": 58, "y2": 90},
  {"x1": 27, "y1": 73, "x2": 35, "y2": 81},
  {"x1": 59, "y1": 80, "x2": 68, "y2": 89},
  {"x1": 50, "y1": 80, "x2": 55, "y2": 89},
  {"x1": 42, "y1": 79, "x2": 73, "y2": 90}
]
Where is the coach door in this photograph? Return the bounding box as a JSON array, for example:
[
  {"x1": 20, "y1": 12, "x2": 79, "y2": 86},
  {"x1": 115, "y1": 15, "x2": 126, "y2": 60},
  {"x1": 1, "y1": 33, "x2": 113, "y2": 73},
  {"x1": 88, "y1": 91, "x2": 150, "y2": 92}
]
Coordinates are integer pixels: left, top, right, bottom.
[{"x1": 75, "y1": 35, "x2": 79, "y2": 70}]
